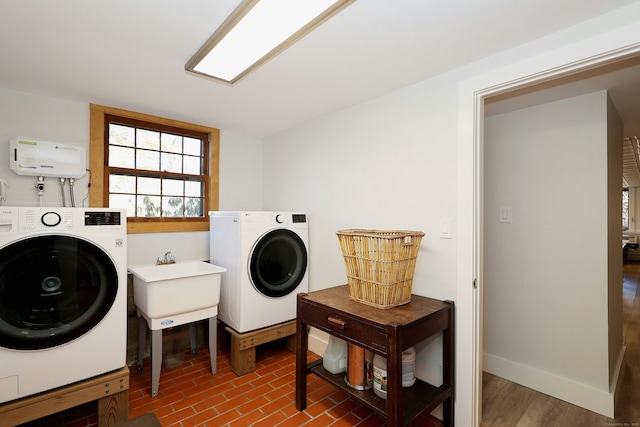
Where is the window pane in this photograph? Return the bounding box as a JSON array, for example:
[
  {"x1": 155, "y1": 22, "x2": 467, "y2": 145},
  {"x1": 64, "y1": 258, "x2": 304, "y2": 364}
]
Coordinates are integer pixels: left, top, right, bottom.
[
  {"x1": 185, "y1": 197, "x2": 203, "y2": 217},
  {"x1": 162, "y1": 196, "x2": 183, "y2": 217},
  {"x1": 109, "y1": 174, "x2": 136, "y2": 194},
  {"x1": 138, "y1": 176, "x2": 161, "y2": 195},
  {"x1": 109, "y1": 124, "x2": 135, "y2": 147},
  {"x1": 109, "y1": 194, "x2": 135, "y2": 216},
  {"x1": 137, "y1": 128, "x2": 160, "y2": 150},
  {"x1": 162, "y1": 178, "x2": 183, "y2": 196},
  {"x1": 185, "y1": 180, "x2": 202, "y2": 197},
  {"x1": 183, "y1": 155, "x2": 201, "y2": 174},
  {"x1": 184, "y1": 137, "x2": 202, "y2": 156},
  {"x1": 161, "y1": 152, "x2": 182, "y2": 173},
  {"x1": 136, "y1": 149, "x2": 160, "y2": 170},
  {"x1": 161, "y1": 133, "x2": 182, "y2": 154},
  {"x1": 137, "y1": 195, "x2": 160, "y2": 217},
  {"x1": 109, "y1": 146, "x2": 135, "y2": 168}
]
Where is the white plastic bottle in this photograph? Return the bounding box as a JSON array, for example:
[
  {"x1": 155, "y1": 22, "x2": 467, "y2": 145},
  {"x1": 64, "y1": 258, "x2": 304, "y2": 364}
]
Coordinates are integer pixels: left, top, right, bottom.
[
  {"x1": 402, "y1": 347, "x2": 416, "y2": 387},
  {"x1": 323, "y1": 336, "x2": 347, "y2": 374},
  {"x1": 372, "y1": 354, "x2": 387, "y2": 399}
]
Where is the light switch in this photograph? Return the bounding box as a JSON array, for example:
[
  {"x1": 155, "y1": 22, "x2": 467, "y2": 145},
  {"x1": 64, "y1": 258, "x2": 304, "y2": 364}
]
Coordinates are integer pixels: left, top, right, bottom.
[
  {"x1": 440, "y1": 218, "x2": 452, "y2": 239},
  {"x1": 499, "y1": 206, "x2": 512, "y2": 223}
]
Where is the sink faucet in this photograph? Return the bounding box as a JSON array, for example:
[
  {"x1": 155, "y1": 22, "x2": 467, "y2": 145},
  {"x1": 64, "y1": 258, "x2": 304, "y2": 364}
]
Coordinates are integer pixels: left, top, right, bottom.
[{"x1": 156, "y1": 252, "x2": 176, "y2": 265}]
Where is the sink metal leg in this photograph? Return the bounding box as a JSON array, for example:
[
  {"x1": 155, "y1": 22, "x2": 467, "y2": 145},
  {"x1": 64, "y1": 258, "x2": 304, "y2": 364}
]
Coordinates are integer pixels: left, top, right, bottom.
[
  {"x1": 189, "y1": 323, "x2": 197, "y2": 356},
  {"x1": 136, "y1": 311, "x2": 218, "y2": 397},
  {"x1": 151, "y1": 329, "x2": 162, "y2": 398},
  {"x1": 209, "y1": 316, "x2": 217, "y2": 374},
  {"x1": 137, "y1": 316, "x2": 146, "y2": 373}
]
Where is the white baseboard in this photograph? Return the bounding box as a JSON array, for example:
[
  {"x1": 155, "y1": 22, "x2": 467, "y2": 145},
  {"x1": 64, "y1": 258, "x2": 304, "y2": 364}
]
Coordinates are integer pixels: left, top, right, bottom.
[
  {"x1": 483, "y1": 352, "x2": 617, "y2": 418},
  {"x1": 612, "y1": 345, "x2": 627, "y2": 411},
  {"x1": 308, "y1": 327, "x2": 328, "y2": 357}
]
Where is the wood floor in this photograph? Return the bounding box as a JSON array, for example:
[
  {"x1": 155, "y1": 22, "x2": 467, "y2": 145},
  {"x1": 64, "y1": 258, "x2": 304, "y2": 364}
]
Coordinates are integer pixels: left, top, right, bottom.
[{"x1": 481, "y1": 262, "x2": 640, "y2": 426}]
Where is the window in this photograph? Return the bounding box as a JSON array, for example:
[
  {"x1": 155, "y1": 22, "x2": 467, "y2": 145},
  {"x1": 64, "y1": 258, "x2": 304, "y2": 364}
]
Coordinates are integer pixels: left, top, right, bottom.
[
  {"x1": 106, "y1": 115, "x2": 208, "y2": 218},
  {"x1": 90, "y1": 104, "x2": 220, "y2": 233},
  {"x1": 623, "y1": 188, "x2": 630, "y2": 231}
]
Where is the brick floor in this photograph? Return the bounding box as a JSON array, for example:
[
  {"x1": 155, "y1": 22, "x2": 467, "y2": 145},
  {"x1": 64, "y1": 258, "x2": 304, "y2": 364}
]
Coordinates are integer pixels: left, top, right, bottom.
[
  {"x1": 17, "y1": 339, "x2": 444, "y2": 426},
  {"x1": 129, "y1": 341, "x2": 381, "y2": 427}
]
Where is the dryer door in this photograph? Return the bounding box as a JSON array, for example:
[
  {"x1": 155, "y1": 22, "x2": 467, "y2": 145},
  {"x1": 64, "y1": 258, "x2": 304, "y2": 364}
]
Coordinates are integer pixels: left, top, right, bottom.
[
  {"x1": 249, "y1": 229, "x2": 308, "y2": 297},
  {"x1": 0, "y1": 235, "x2": 118, "y2": 350}
]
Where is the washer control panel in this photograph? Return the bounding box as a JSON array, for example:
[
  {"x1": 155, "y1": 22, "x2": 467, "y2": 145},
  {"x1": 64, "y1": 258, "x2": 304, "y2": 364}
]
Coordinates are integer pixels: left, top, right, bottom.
[
  {"x1": 0, "y1": 207, "x2": 126, "y2": 234},
  {"x1": 25, "y1": 209, "x2": 73, "y2": 230}
]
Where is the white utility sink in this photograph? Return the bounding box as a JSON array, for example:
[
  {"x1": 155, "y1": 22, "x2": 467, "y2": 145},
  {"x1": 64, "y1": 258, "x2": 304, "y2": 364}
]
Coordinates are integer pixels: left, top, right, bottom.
[{"x1": 129, "y1": 261, "x2": 226, "y2": 319}]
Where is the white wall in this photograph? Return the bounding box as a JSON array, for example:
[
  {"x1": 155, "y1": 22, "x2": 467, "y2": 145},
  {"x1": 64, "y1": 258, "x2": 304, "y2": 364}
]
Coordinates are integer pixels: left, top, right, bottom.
[
  {"x1": 218, "y1": 130, "x2": 262, "y2": 211},
  {"x1": 262, "y1": 74, "x2": 459, "y2": 302},
  {"x1": 483, "y1": 91, "x2": 623, "y2": 416},
  {"x1": 0, "y1": 88, "x2": 263, "y2": 266}
]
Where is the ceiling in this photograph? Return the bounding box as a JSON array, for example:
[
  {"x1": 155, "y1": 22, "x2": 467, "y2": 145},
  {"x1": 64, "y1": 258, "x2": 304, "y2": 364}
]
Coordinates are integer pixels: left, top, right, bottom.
[
  {"x1": 1, "y1": 0, "x2": 639, "y2": 136},
  {"x1": 1, "y1": 1, "x2": 640, "y2": 184}
]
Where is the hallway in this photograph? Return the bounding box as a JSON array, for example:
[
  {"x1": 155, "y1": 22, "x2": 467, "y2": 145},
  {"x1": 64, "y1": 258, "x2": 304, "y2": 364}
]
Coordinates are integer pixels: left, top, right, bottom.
[{"x1": 481, "y1": 262, "x2": 640, "y2": 426}]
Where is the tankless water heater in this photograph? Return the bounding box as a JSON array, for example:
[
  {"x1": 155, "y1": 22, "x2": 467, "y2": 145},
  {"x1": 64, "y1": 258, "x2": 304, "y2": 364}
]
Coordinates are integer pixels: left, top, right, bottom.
[{"x1": 10, "y1": 138, "x2": 87, "y2": 178}]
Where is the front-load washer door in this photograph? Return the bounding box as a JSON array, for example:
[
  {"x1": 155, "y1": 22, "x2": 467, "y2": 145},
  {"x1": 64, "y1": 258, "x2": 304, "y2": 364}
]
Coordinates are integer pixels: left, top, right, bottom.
[
  {"x1": 0, "y1": 235, "x2": 118, "y2": 350},
  {"x1": 249, "y1": 229, "x2": 308, "y2": 298}
]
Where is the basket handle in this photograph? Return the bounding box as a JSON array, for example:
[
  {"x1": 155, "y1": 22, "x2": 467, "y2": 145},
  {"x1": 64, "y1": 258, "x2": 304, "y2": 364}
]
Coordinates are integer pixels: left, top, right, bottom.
[{"x1": 402, "y1": 236, "x2": 416, "y2": 246}]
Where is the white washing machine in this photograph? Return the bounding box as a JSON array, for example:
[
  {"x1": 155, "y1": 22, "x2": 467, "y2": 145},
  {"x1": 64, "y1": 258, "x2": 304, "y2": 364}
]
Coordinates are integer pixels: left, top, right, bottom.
[
  {"x1": 0, "y1": 207, "x2": 127, "y2": 404},
  {"x1": 209, "y1": 211, "x2": 309, "y2": 333}
]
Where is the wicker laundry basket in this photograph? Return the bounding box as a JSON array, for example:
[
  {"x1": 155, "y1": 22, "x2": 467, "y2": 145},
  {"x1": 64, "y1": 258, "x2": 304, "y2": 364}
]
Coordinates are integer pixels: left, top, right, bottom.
[{"x1": 336, "y1": 229, "x2": 425, "y2": 309}]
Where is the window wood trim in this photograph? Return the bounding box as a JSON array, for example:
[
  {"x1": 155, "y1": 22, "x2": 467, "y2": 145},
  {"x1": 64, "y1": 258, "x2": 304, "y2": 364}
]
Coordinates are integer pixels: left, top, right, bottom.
[{"x1": 90, "y1": 104, "x2": 220, "y2": 234}]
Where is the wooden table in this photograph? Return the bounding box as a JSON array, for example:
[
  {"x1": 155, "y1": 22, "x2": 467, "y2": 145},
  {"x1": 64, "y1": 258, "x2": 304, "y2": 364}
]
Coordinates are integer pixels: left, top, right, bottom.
[
  {"x1": 295, "y1": 285, "x2": 454, "y2": 426},
  {"x1": 0, "y1": 366, "x2": 129, "y2": 427}
]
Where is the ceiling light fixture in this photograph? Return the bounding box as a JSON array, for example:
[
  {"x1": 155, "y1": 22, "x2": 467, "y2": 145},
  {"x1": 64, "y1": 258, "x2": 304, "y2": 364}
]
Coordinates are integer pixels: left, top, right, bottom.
[{"x1": 185, "y1": 0, "x2": 355, "y2": 85}]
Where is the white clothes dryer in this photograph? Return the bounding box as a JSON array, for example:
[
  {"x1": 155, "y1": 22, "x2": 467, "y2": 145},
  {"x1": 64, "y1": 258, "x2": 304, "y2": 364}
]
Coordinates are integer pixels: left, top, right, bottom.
[
  {"x1": 0, "y1": 207, "x2": 127, "y2": 404},
  {"x1": 209, "y1": 211, "x2": 309, "y2": 333}
]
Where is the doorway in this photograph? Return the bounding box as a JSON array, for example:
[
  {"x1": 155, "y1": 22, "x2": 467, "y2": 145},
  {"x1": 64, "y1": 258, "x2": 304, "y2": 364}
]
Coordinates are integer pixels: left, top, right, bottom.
[
  {"x1": 458, "y1": 39, "x2": 640, "y2": 426},
  {"x1": 482, "y1": 87, "x2": 624, "y2": 417}
]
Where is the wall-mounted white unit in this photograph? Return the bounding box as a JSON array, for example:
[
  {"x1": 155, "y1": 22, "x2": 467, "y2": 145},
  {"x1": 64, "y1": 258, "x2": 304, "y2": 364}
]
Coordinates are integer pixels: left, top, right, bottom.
[{"x1": 10, "y1": 138, "x2": 86, "y2": 178}]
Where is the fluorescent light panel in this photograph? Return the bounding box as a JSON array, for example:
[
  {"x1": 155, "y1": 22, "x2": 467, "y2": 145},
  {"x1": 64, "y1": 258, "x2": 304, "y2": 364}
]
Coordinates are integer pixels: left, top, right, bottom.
[{"x1": 186, "y1": 0, "x2": 354, "y2": 84}]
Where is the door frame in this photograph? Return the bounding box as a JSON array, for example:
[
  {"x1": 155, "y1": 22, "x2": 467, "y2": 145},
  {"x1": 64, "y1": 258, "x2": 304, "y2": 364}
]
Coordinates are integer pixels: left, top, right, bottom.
[{"x1": 456, "y1": 24, "x2": 640, "y2": 426}]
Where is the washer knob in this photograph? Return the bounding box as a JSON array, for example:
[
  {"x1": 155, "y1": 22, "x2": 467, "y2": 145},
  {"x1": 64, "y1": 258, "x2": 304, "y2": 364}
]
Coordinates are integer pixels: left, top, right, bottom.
[
  {"x1": 41, "y1": 211, "x2": 61, "y2": 227},
  {"x1": 276, "y1": 214, "x2": 284, "y2": 224}
]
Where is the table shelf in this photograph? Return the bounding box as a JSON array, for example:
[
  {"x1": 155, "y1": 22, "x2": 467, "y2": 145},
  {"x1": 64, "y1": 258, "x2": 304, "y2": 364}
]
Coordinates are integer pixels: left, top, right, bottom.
[{"x1": 309, "y1": 360, "x2": 451, "y2": 423}]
